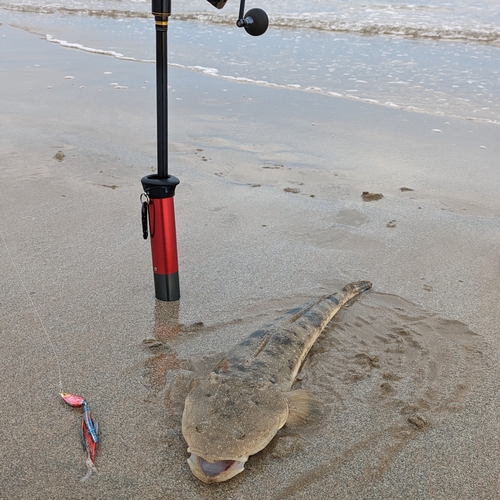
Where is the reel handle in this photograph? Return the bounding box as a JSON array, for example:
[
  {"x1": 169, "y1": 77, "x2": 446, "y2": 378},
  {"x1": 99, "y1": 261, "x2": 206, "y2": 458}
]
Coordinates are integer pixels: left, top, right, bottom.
[{"x1": 237, "y1": 7, "x2": 269, "y2": 36}]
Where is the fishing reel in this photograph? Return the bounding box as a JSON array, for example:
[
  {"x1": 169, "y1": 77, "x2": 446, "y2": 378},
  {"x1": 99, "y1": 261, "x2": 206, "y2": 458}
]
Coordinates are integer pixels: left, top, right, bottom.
[{"x1": 206, "y1": 0, "x2": 269, "y2": 36}]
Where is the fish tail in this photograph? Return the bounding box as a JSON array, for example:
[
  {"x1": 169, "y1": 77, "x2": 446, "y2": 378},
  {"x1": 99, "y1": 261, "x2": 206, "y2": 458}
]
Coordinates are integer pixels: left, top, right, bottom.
[
  {"x1": 336, "y1": 281, "x2": 372, "y2": 305},
  {"x1": 285, "y1": 281, "x2": 373, "y2": 381},
  {"x1": 342, "y1": 280, "x2": 372, "y2": 295}
]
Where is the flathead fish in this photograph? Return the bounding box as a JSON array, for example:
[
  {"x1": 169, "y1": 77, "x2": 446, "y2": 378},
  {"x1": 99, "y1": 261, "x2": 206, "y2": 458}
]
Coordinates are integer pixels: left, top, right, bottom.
[{"x1": 182, "y1": 281, "x2": 372, "y2": 483}]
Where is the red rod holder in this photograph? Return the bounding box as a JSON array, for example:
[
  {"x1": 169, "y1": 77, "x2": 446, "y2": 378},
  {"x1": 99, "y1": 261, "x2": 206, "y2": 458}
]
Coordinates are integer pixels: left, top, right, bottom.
[{"x1": 141, "y1": 174, "x2": 180, "y2": 301}]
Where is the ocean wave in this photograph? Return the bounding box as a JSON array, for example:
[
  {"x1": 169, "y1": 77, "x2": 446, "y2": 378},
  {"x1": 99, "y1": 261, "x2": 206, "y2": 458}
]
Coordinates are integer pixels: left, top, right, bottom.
[
  {"x1": 3, "y1": 3, "x2": 500, "y2": 45},
  {"x1": 45, "y1": 34, "x2": 153, "y2": 62},
  {"x1": 40, "y1": 33, "x2": 500, "y2": 125},
  {"x1": 156, "y1": 61, "x2": 500, "y2": 124},
  {"x1": 1, "y1": 3, "x2": 149, "y2": 18},
  {"x1": 176, "y1": 12, "x2": 500, "y2": 45}
]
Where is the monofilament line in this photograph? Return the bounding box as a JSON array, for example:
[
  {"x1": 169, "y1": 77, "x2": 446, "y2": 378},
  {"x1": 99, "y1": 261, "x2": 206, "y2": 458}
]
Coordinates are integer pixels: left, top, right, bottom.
[{"x1": 1, "y1": 229, "x2": 64, "y2": 392}]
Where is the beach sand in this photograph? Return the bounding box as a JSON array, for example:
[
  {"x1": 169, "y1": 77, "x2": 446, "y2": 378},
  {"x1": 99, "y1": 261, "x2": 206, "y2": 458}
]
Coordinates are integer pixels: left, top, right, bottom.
[{"x1": 1, "y1": 24, "x2": 499, "y2": 499}]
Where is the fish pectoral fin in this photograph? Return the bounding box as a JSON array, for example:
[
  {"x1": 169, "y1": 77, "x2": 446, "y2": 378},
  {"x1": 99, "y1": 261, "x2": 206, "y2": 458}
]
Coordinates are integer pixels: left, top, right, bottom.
[{"x1": 285, "y1": 389, "x2": 318, "y2": 426}]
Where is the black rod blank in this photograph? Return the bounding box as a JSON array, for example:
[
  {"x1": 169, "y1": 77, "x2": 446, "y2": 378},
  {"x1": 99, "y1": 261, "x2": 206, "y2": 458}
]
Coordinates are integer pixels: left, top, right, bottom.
[{"x1": 152, "y1": 0, "x2": 171, "y2": 179}]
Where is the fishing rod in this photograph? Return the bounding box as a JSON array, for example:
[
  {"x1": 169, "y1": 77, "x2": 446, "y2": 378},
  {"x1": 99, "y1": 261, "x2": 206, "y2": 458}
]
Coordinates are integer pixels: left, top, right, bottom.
[{"x1": 140, "y1": 0, "x2": 268, "y2": 301}]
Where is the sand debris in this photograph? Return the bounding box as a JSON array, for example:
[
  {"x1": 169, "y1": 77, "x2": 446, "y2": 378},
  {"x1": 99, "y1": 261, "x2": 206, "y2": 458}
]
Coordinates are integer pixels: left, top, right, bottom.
[
  {"x1": 54, "y1": 151, "x2": 65, "y2": 161},
  {"x1": 362, "y1": 191, "x2": 383, "y2": 201}
]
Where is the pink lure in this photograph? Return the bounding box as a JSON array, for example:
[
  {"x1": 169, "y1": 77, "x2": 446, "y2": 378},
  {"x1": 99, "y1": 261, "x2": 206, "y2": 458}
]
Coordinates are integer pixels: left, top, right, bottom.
[{"x1": 61, "y1": 392, "x2": 86, "y2": 407}]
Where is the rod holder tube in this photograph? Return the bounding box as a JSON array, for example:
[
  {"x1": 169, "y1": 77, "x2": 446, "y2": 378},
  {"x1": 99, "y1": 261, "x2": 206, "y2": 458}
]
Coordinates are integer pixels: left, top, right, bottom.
[{"x1": 142, "y1": 174, "x2": 180, "y2": 301}]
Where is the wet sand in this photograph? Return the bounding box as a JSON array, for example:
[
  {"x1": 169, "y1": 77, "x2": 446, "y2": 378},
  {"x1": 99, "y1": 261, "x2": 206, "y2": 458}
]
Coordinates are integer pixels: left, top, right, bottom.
[{"x1": 1, "y1": 24, "x2": 500, "y2": 499}]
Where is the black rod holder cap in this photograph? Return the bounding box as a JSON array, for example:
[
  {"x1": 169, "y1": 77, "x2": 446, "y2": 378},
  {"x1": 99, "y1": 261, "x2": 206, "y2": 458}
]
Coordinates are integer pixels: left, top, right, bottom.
[
  {"x1": 154, "y1": 272, "x2": 180, "y2": 302},
  {"x1": 141, "y1": 174, "x2": 180, "y2": 199}
]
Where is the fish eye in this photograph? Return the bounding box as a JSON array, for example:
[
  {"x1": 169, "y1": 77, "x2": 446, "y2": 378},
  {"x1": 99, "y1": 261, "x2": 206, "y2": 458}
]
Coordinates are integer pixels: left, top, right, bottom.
[{"x1": 233, "y1": 428, "x2": 246, "y2": 440}]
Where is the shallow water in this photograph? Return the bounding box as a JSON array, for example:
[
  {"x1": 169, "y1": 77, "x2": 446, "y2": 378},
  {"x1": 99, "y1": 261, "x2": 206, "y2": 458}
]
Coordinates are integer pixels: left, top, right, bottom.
[
  {"x1": 3, "y1": 0, "x2": 500, "y2": 40},
  {"x1": 2, "y1": 0, "x2": 500, "y2": 123}
]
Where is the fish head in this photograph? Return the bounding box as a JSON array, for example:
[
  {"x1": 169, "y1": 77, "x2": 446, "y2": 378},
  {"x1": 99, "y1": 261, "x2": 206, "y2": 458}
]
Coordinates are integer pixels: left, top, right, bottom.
[{"x1": 181, "y1": 373, "x2": 288, "y2": 483}]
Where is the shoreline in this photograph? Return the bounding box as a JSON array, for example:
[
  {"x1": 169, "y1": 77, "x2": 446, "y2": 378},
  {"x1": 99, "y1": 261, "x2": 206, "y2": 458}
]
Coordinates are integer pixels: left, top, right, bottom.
[
  {"x1": 37, "y1": 31, "x2": 500, "y2": 127},
  {"x1": 1, "y1": 23, "x2": 500, "y2": 499},
  {"x1": 3, "y1": 12, "x2": 500, "y2": 124}
]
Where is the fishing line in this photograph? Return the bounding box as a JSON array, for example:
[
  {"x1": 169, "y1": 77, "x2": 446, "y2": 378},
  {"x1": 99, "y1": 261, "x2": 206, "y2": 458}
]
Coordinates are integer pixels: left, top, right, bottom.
[
  {"x1": 0, "y1": 229, "x2": 64, "y2": 392},
  {"x1": 2, "y1": 228, "x2": 100, "y2": 479}
]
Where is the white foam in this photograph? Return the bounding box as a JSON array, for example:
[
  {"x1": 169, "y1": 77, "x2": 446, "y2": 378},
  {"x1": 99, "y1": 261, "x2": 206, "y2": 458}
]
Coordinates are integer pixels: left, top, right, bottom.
[
  {"x1": 42, "y1": 34, "x2": 499, "y2": 126},
  {"x1": 45, "y1": 34, "x2": 154, "y2": 63},
  {"x1": 170, "y1": 63, "x2": 219, "y2": 76}
]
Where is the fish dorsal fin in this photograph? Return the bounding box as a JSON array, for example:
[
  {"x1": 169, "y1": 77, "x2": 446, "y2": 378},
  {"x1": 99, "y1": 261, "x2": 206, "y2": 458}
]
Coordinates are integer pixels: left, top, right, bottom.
[{"x1": 251, "y1": 333, "x2": 271, "y2": 358}]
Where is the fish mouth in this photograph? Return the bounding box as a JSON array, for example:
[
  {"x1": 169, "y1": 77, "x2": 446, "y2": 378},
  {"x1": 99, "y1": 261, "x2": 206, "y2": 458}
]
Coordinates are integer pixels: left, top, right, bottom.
[{"x1": 187, "y1": 453, "x2": 248, "y2": 483}]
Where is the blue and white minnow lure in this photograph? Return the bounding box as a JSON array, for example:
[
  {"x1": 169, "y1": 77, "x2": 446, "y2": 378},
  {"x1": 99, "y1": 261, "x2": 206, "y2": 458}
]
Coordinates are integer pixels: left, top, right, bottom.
[{"x1": 82, "y1": 400, "x2": 99, "y2": 444}]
